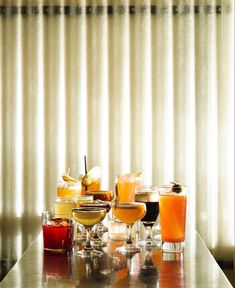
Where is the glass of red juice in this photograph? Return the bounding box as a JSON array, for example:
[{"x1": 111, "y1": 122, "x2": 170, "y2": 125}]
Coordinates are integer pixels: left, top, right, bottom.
[{"x1": 42, "y1": 211, "x2": 74, "y2": 253}]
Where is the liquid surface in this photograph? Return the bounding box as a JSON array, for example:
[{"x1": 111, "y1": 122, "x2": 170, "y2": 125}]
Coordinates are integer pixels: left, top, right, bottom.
[
  {"x1": 72, "y1": 208, "x2": 106, "y2": 228},
  {"x1": 112, "y1": 203, "x2": 146, "y2": 225}
]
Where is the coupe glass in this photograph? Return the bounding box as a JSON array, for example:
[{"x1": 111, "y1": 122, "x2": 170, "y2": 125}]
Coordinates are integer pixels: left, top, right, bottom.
[
  {"x1": 72, "y1": 207, "x2": 107, "y2": 257},
  {"x1": 84, "y1": 190, "x2": 113, "y2": 235},
  {"x1": 80, "y1": 201, "x2": 111, "y2": 247},
  {"x1": 135, "y1": 185, "x2": 161, "y2": 248},
  {"x1": 112, "y1": 202, "x2": 146, "y2": 254}
]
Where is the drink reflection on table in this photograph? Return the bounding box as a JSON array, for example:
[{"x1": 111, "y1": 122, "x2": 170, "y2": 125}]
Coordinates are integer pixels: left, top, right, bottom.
[
  {"x1": 151, "y1": 250, "x2": 185, "y2": 287},
  {"x1": 74, "y1": 248, "x2": 121, "y2": 286},
  {"x1": 43, "y1": 250, "x2": 73, "y2": 283},
  {"x1": 139, "y1": 248, "x2": 159, "y2": 288}
]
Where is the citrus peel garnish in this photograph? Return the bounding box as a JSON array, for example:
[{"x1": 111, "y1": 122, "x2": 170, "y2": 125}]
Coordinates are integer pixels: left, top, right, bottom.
[
  {"x1": 62, "y1": 174, "x2": 78, "y2": 183},
  {"x1": 82, "y1": 166, "x2": 101, "y2": 186}
]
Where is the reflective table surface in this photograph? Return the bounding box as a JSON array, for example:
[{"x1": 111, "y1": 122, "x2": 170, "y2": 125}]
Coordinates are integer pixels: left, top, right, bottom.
[{"x1": 0, "y1": 228, "x2": 232, "y2": 288}]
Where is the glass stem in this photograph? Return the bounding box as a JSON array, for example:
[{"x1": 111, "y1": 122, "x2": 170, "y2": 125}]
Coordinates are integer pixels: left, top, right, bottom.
[
  {"x1": 145, "y1": 225, "x2": 153, "y2": 241},
  {"x1": 126, "y1": 224, "x2": 133, "y2": 245},
  {"x1": 84, "y1": 228, "x2": 93, "y2": 250}
]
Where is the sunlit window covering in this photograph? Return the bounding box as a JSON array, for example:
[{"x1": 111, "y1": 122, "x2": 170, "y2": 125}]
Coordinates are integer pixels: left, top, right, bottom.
[{"x1": 0, "y1": 0, "x2": 234, "y2": 261}]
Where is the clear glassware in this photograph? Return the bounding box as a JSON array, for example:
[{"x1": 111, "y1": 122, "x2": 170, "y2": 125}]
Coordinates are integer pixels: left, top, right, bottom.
[
  {"x1": 112, "y1": 202, "x2": 146, "y2": 254},
  {"x1": 84, "y1": 190, "x2": 113, "y2": 240},
  {"x1": 72, "y1": 207, "x2": 107, "y2": 257},
  {"x1": 74, "y1": 196, "x2": 93, "y2": 243},
  {"x1": 158, "y1": 183, "x2": 187, "y2": 253},
  {"x1": 135, "y1": 185, "x2": 161, "y2": 248},
  {"x1": 80, "y1": 201, "x2": 111, "y2": 247}
]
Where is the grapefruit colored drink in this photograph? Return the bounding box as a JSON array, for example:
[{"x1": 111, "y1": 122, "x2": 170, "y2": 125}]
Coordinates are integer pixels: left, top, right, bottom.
[
  {"x1": 159, "y1": 194, "x2": 186, "y2": 242},
  {"x1": 159, "y1": 184, "x2": 187, "y2": 253}
]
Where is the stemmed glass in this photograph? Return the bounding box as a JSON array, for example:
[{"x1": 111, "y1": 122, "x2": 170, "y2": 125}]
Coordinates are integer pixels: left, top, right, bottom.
[
  {"x1": 112, "y1": 202, "x2": 146, "y2": 254},
  {"x1": 72, "y1": 207, "x2": 107, "y2": 257},
  {"x1": 80, "y1": 200, "x2": 111, "y2": 247},
  {"x1": 85, "y1": 190, "x2": 113, "y2": 236},
  {"x1": 135, "y1": 185, "x2": 160, "y2": 248}
]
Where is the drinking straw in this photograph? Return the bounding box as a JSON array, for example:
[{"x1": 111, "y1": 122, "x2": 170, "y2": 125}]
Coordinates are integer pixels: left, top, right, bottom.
[
  {"x1": 84, "y1": 156, "x2": 87, "y2": 174},
  {"x1": 84, "y1": 156, "x2": 88, "y2": 191}
]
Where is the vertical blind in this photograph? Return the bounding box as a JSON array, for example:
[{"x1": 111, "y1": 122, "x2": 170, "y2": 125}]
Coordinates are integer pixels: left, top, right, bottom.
[{"x1": 0, "y1": 0, "x2": 234, "y2": 261}]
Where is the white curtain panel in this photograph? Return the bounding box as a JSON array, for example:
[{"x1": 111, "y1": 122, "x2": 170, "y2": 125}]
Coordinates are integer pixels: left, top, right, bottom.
[{"x1": 0, "y1": 0, "x2": 234, "y2": 261}]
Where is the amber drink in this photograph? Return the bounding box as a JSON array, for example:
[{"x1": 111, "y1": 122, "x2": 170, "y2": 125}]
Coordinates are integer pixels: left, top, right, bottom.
[
  {"x1": 112, "y1": 202, "x2": 146, "y2": 254},
  {"x1": 159, "y1": 183, "x2": 187, "y2": 253},
  {"x1": 72, "y1": 207, "x2": 107, "y2": 257},
  {"x1": 116, "y1": 173, "x2": 142, "y2": 203}
]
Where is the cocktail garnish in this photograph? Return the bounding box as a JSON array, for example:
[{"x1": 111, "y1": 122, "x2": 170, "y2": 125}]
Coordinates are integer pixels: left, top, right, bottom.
[
  {"x1": 82, "y1": 166, "x2": 101, "y2": 186},
  {"x1": 170, "y1": 182, "x2": 182, "y2": 193},
  {"x1": 62, "y1": 174, "x2": 78, "y2": 183}
]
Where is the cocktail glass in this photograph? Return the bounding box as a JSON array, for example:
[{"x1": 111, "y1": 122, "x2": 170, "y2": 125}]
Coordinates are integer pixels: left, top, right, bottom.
[
  {"x1": 54, "y1": 196, "x2": 77, "y2": 219},
  {"x1": 42, "y1": 211, "x2": 74, "y2": 253},
  {"x1": 112, "y1": 202, "x2": 146, "y2": 254},
  {"x1": 74, "y1": 196, "x2": 93, "y2": 242},
  {"x1": 115, "y1": 172, "x2": 142, "y2": 203},
  {"x1": 72, "y1": 207, "x2": 107, "y2": 257},
  {"x1": 79, "y1": 167, "x2": 101, "y2": 193},
  {"x1": 85, "y1": 190, "x2": 113, "y2": 234},
  {"x1": 80, "y1": 201, "x2": 111, "y2": 247},
  {"x1": 158, "y1": 183, "x2": 187, "y2": 253},
  {"x1": 135, "y1": 185, "x2": 161, "y2": 248}
]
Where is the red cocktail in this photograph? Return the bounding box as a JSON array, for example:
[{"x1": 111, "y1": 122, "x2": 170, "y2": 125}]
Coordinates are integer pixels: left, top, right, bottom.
[{"x1": 43, "y1": 217, "x2": 73, "y2": 252}]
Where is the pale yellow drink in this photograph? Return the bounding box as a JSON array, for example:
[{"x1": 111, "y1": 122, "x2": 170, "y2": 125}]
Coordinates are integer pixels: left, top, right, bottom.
[{"x1": 54, "y1": 197, "x2": 76, "y2": 218}]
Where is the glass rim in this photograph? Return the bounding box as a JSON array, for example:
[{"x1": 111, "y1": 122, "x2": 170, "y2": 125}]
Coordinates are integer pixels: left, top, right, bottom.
[
  {"x1": 135, "y1": 185, "x2": 158, "y2": 192},
  {"x1": 112, "y1": 202, "x2": 146, "y2": 208},
  {"x1": 85, "y1": 190, "x2": 113, "y2": 194},
  {"x1": 75, "y1": 195, "x2": 93, "y2": 200},
  {"x1": 72, "y1": 207, "x2": 107, "y2": 212},
  {"x1": 158, "y1": 184, "x2": 187, "y2": 195}
]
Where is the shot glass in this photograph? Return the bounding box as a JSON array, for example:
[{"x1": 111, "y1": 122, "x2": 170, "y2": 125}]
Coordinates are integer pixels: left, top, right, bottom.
[
  {"x1": 42, "y1": 211, "x2": 74, "y2": 253},
  {"x1": 158, "y1": 184, "x2": 187, "y2": 253}
]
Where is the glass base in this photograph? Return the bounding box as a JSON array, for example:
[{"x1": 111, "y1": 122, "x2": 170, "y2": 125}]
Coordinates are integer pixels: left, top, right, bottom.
[
  {"x1": 116, "y1": 243, "x2": 140, "y2": 254},
  {"x1": 162, "y1": 241, "x2": 185, "y2": 253},
  {"x1": 138, "y1": 240, "x2": 161, "y2": 248},
  {"x1": 75, "y1": 247, "x2": 103, "y2": 258},
  {"x1": 44, "y1": 248, "x2": 72, "y2": 253}
]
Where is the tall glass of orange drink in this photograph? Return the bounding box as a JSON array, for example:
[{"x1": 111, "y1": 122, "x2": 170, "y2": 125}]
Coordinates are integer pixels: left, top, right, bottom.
[
  {"x1": 158, "y1": 183, "x2": 187, "y2": 253},
  {"x1": 115, "y1": 172, "x2": 142, "y2": 203}
]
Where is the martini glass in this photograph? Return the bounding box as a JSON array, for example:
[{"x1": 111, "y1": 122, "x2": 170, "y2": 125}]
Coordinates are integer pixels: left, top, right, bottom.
[
  {"x1": 112, "y1": 202, "x2": 146, "y2": 254},
  {"x1": 72, "y1": 207, "x2": 107, "y2": 257}
]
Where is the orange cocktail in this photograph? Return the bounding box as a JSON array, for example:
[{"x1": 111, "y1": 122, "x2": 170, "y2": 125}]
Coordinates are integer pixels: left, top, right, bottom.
[
  {"x1": 159, "y1": 183, "x2": 187, "y2": 253},
  {"x1": 112, "y1": 202, "x2": 146, "y2": 225},
  {"x1": 79, "y1": 166, "x2": 101, "y2": 194},
  {"x1": 112, "y1": 202, "x2": 146, "y2": 254},
  {"x1": 81, "y1": 179, "x2": 101, "y2": 193},
  {"x1": 116, "y1": 173, "x2": 142, "y2": 202}
]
